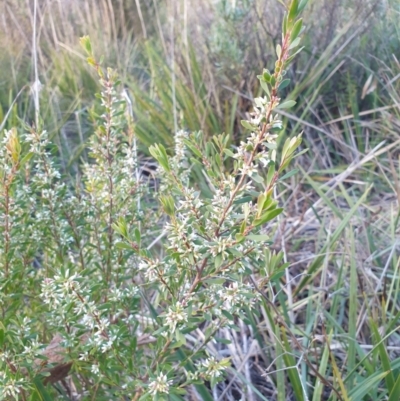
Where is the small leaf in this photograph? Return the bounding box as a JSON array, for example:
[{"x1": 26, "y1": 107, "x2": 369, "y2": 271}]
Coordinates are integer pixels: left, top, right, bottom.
[
  {"x1": 266, "y1": 162, "x2": 275, "y2": 187},
  {"x1": 298, "y1": 0, "x2": 309, "y2": 14},
  {"x1": 235, "y1": 233, "x2": 245, "y2": 243},
  {"x1": 290, "y1": 18, "x2": 303, "y2": 42},
  {"x1": 233, "y1": 196, "x2": 253, "y2": 205},
  {"x1": 183, "y1": 139, "x2": 202, "y2": 158},
  {"x1": 214, "y1": 254, "x2": 223, "y2": 269},
  {"x1": 0, "y1": 328, "x2": 4, "y2": 348},
  {"x1": 282, "y1": 13, "x2": 288, "y2": 35},
  {"x1": 79, "y1": 35, "x2": 92, "y2": 55},
  {"x1": 223, "y1": 148, "x2": 235, "y2": 158},
  {"x1": 277, "y1": 100, "x2": 297, "y2": 109},
  {"x1": 260, "y1": 79, "x2": 270, "y2": 96},
  {"x1": 149, "y1": 144, "x2": 171, "y2": 172},
  {"x1": 264, "y1": 142, "x2": 277, "y2": 150},
  {"x1": 288, "y1": 0, "x2": 299, "y2": 23},
  {"x1": 278, "y1": 79, "x2": 291, "y2": 90},
  {"x1": 115, "y1": 242, "x2": 133, "y2": 250},
  {"x1": 279, "y1": 169, "x2": 299, "y2": 181},
  {"x1": 292, "y1": 148, "x2": 308, "y2": 159},
  {"x1": 263, "y1": 69, "x2": 272, "y2": 82},
  {"x1": 134, "y1": 228, "x2": 141, "y2": 245},
  {"x1": 289, "y1": 37, "x2": 301, "y2": 49},
  {"x1": 87, "y1": 56, "x2": 96, "y2": 67},
  {"x1": 215, "y1": 337, "x2": 232, "y2": 345},
  {"x1": 263, "y1": 197, "x2": 277, "y2": 211},
  {"x1": 240, "y1": 220, "x2": 246, "y2": 234},
  {"x1": 221, "y1": 309, "x2": 234, "y2": 321},
  {"x1": 276, "y1": 44, "x2": 282, "y2": 59},
  {"x1": 175, "y1": 329, "x2": 186, "y2": 346},
  {"x1": 241, "y1": 120, "x2": 257, "y2": 131},
  {"x1": 254, "y1": 208, "x2": 284, "y2": 226},
  {"x1": 18, "y1": 152, "x2": 33, "y2": 169},
  {"x1": 257, "y1": 193, "x2": 266, "y2": 216},
  {"x1": 252, "y1": 173, "x2": 264, "y2": 184},
  {"x1": 284, "y1": 46, "x2": 305, "y2": 65}
]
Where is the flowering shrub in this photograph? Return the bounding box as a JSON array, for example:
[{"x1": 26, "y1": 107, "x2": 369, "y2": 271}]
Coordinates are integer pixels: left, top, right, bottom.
[{"x1": 0, "y1": 0, "x2": 307, "y2": 399}]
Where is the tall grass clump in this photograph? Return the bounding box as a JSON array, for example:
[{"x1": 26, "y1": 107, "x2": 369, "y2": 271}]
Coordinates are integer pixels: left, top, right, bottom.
[
  {"x1": 2, "y1": 0, "x2": 399, "y2": 166},
  {"x1": 0, "y1": 1, "x2": 308, "y2": 399}
]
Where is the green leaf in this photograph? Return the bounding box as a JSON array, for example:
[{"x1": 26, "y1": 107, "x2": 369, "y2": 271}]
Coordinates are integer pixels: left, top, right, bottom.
[
  {"x1": 292, "y1": 148, "x2": 308, "y2": 159},
  {"x1": 241, "y1": 120, "x2": 257, "y2": 131},
  {"x1": 175, "y1": 329, "x2": 186, "y2": 346},
  {"x1": 288, "y1": 0, "x2": 299, "y2": 23},
  {"x1": 254, "y1": 208, "x2": 284, "y2": 226},
  {"x1": 279, "y1": 169, "x2": 299, "y2": 181},
  {"x1": 260, "y1": 79, "x2": 271, "y2": 96},
  {"x1": 290, "y1": 18, "x2": 303, "y2": 42},
  {"x1": 235, "y1": 233, "x2": 245, "y2": 243},
  {"x1": 284, "y1": 46, "x2": 305, "y2": 65},
  {"x1": 297, "y1": 0, "x2": 309, "y2": 14},
  {"x1": 223, "y1": 148, "x2": 235, "y2": 158},
  {"x1": 263, "y1": 197, "x2": 277, "y2": 211},
  {"x1": 214, "y1": 254, "x2": 223, "y2": 269},
  {"x1": 282, "y1": 12, "x2": 288, "y2": 35},
  {"x1": 263, "y1": 69, "x2": 272, "y2": 82},
  {"x1": 79, "y1": 35, "x2": 92, "y2": 55},
  {"x1": 20, "y1": 151, "x2": 34, "y2": 167},
  {"x1": 221, "y1": 309, "x2": 234, "y2": 321},
  {"x1": 170, "y1": 394, "x2": 185, "y2": 401},
  {"x1": 252, "y1": 173, "x2": 264, "y2": 184},
  {"x1": 149, "y1": 143, "x2": 171, "y2": 172},
  {"x1": 233, "y1": 196, "x2": 253, "y2": 205},
  {"x1": 276, "y1": 44, "x2": 282, "y2": 59},
  {"x1": 289, "y1": 37, "x2": 301, "y2": 49},
  {"x1": 264, "y1": 142, "x2": 277, "y2": 150},
  {"x1": 33, "y1": 376, "x2": 53, "y2": 401},
  {"x1": 312, "y1": 336, "x2": 331, "y2": 401},
  {"x1": 281, "y1": 335, "x2": 305, "y2": 401},
  {"x1": 266, "y1": 162, "x2": 275, "y2": 187},
  {"x1": 370, "y1": 319, "x2": 395, "y2": 392},
  {"x1": 160, "y1": 194, "x2": 175, "y2": 216},
  {"x1": 115, "y1": 242, "x2": 133, "y2": 250},
  {"x1": 240, "y1": 220, "x2": 246, "y2": 234},
  {"x1": 134, "y1": 228, "x2": 141, "y2": 244},
  {"x1": 257, "y1": 193, "x2": 266, "y2": 216},
  {"x1": 278, "y1": 79, "x2": 291, "y2": 90},
  {"x1": 0, "y1": 327, "x2": 4, "y2": 347},
  {"x1": 277, "y1": 100, "x2": 296, "y2": 109},
  {"x1": 388, "y1": 374, "x2": 400, "y2": 401},
  {"x1": 183, "y1": 139, "x2": 202, "y2": 158},
  {"x1": 348, "y1": 372, "x2": 389, "y2": 400}
]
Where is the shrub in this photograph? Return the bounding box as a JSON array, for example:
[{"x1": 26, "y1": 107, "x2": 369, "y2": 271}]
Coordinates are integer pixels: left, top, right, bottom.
[{"x1": 0, "y1": 0, "x2": 307, "y2": 399}]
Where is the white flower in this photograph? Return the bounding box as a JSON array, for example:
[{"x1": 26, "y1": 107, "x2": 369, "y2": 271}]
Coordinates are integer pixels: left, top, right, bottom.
[
  {"x1": 91, "y1": 363, "x2": 100, "y2": 375},
  {"x1": 211, "y1": 237, "x2": 231, "y2": 260},
  {"x1": 1, "y1": 378, "x2": 22, "y2": 398},
  {"x1": 148, "y1": 373, "x2": 172, "y2": 395},
  {"x1": 165, "y1": 302, "x2": 187, "y2": 333},
  {"x1": 202, "y1": 356, "x2": 226, "y2": 379}
]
